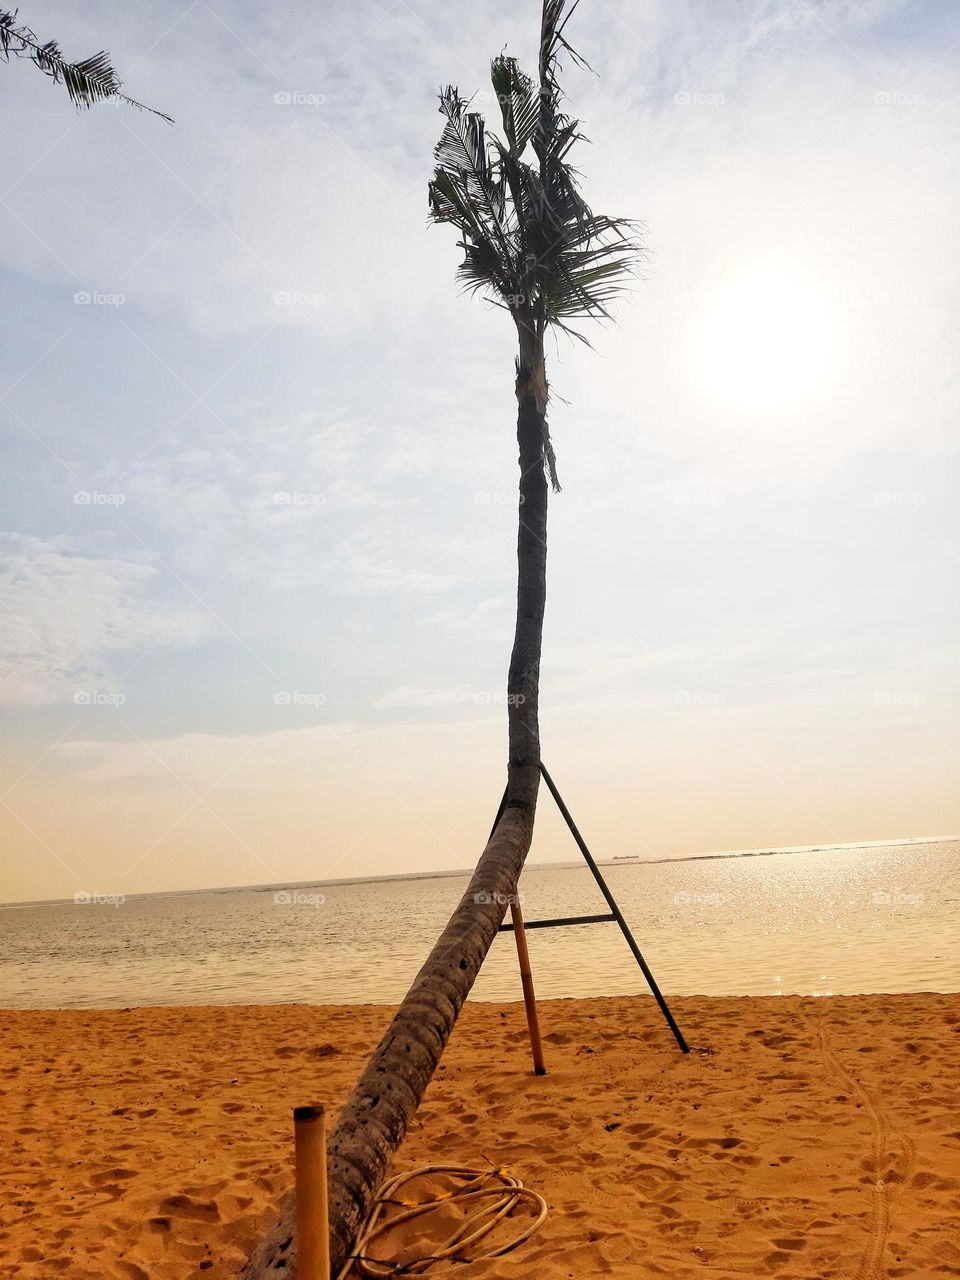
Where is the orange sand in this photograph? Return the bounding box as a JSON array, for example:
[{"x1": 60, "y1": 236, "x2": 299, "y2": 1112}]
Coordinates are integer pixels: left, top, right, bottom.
[{"x1": 2, "y1": 994, "x2": 959, "y2": 1278}]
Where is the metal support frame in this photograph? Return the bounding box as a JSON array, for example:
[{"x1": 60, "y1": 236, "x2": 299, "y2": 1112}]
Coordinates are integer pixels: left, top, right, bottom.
[{"x1": 494, "y1": 762, "x2": 689, "y2": 1056}]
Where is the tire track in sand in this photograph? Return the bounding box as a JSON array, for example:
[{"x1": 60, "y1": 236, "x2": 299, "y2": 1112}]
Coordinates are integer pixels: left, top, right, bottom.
[{"x1": 819, "y1": 1024, "x2": 916, "y2": 1280}]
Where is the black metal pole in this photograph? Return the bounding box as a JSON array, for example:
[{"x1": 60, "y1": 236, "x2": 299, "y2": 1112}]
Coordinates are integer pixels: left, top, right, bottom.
[
  {"x1": 487, "y1": 785, "x2": 509, "y2": 843},
  {"x1": 539, "y1": 763, "x2": 689, "y2": 1054},
  {"x1": 499, "y1": 911, "x2": 615, "y2": 932}
]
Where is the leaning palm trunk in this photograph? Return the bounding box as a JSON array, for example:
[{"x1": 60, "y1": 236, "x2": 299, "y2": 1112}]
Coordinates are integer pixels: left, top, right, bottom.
[
  {"x1": 322, "y1": 329, "x2": 550, "y2": 1272},
  {"x1": 243, "y1": 2, "x2": 638, "y2": 1273},
  {"x1": 242, "y1": 323, "x2": 549, "y2": 1280}
]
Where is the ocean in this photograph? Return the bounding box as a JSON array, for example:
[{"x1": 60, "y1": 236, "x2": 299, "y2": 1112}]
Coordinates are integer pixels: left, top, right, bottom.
[{"x1": 1, "y1": 839, "x2": 957, "y2": 1009}]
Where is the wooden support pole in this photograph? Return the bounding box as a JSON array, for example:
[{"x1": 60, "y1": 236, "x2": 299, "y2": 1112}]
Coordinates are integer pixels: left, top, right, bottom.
[
  {"x1": 294, "y1": 1104, "x2": 330, "y2": 1280},
  {"x1": 510, "y1": 900, "x2": 547, "y2": 1076}
]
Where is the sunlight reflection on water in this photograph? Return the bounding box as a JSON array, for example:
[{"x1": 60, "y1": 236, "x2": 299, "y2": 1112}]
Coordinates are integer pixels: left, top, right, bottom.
[{"x1": 1, "y1": 841, "x2": 957, "y2": 1008}]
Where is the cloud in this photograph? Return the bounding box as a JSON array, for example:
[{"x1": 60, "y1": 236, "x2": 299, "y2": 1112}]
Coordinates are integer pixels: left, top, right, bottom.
[
  {"x1": 421, "y1": 597, "x2": 512, "y2": 642},
  {"x1": 0, "y1": 1, "x2": 461, "y2": 338},
  {"x1": 373, "y1": 685, "x2": 486, "y2": 710},
  {"x1": 0, "y1": 534, "x2": 207, "y2": 706},
  {"x1": 51, "y1": 716, "x2": 496, "y2": 793},
  {"x1": 2, "y1": 0, "x2": 958, "y2": 897},
  {"x1": 120, "y1": 407, "x2": 507, "y2": 593}
]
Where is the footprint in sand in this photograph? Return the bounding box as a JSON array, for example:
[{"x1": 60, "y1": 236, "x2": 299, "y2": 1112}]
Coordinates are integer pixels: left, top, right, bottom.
[
  {"x1": 158, "y1": 1193, "x2": 221, "y2": 1222},
  {"x1": 118, "y1": 1264, "x2": 149, "y2": 1280},
  {"x1": 624, "y1": 1122, "x2": 661, "y2": 1139},
  {"x1": 90, "y1": 1168, "x2": 138, "y2": 1187},
  {"x1": 819, "y1": 1022, "x2": 917, "y2": 1280},
  {"x1": 684, "y1": 1135, "x2": 744, "y2": 1150}
]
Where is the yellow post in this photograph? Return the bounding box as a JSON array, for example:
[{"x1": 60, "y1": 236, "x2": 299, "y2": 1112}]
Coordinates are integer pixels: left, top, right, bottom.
[
  {"x1": 510, "y1": 900, "x2": 547, "y2": 1075},
  {"x1": 294, "y1": 1104, "x2": 330, "y2": 1280}
]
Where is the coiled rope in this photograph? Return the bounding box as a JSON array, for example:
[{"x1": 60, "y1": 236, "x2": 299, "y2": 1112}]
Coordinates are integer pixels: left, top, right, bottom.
[{"x1": 336, "y1": 1163, "x2": 548, "y2": 1278}]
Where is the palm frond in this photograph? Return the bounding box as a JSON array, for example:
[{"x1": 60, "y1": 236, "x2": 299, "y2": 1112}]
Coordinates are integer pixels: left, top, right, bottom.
[
  {"x1": 490, "y1": 55, "x2": 538, "y2": 158},
  {"x1": 428, "y1": 85, "x2": 521, "y2": 301},
  {"x1": 537, "y1": 210, "x2": 640, "y2": 322},
  {"x1": 433, "y1": 0, "x2": 638, "y2": 328},
  {"x1": 0, "y1": 8, "x2": 173, "y2": 122},
  {"x1": 428, "y1": 0, "x2": 641, "y2": 490}
]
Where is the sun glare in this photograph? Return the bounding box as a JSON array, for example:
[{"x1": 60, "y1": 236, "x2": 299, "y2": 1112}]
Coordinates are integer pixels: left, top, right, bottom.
[{"x1": 695, "y1": 267, "x2": 836, "y2": 411}]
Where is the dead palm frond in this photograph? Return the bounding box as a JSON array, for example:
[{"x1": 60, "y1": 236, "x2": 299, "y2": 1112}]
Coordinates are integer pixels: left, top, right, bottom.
[{"x1": 0, "y1": 7, "x2": 173, "y2": 122}]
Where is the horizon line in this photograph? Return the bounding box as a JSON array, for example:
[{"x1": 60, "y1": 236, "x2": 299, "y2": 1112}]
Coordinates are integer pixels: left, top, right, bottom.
[{"x1": 2, "y1": 833, "x2": 956, "y2": 910}]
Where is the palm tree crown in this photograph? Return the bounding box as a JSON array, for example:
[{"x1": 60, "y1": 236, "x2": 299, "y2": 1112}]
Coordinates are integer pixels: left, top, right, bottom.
[{"x1": 428, "y1": 0, "x2": 638, "y2": 486}]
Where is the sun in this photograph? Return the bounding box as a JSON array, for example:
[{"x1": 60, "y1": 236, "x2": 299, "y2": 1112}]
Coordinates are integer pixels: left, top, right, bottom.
[{"x1": 695, "y1": 266, "x2": 836, "y2": 411}]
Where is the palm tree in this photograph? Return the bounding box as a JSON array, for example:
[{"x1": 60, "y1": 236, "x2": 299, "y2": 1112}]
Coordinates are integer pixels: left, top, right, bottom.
[
  {"x1": 0, "y1": 7, "x2": 172, "y2": 121},
  {"x1": 244, "y1": 1, "x2": 638, "y2": 1273}
]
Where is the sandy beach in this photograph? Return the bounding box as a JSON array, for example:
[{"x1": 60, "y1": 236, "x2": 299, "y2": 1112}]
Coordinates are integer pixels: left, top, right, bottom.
[{"x1": 2, "y1": 993, "x2": 959, "y2": 1278}]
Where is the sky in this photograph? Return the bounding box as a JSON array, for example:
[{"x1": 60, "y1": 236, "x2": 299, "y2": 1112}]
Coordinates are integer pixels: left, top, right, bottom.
[{"x1": 1, "y1": 0, "x2": 958, "y2": 904}]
